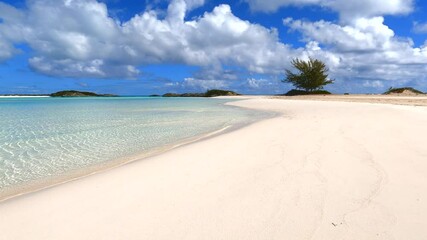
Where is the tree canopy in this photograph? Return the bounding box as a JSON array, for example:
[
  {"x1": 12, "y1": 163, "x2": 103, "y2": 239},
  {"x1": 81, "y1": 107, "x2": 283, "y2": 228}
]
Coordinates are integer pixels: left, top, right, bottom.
[{"x1": 283, "y1": 58, "x2": 333, "y2": 92}]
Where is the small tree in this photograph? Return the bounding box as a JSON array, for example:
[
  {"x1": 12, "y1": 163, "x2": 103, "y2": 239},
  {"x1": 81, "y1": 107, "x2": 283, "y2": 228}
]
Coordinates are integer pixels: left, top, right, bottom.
[{"x1": 283, "y1": 57, "x2": 333, "y2": 92}]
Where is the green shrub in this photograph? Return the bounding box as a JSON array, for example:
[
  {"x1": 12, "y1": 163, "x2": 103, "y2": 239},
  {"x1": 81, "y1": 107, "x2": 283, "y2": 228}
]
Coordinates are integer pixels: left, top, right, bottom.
[
  {"x1": 283, "y1": 58, "x2": 334, "y2": 92},
  {"x1": 284, "y1": 89, "x2": 331, "y2": 96}
]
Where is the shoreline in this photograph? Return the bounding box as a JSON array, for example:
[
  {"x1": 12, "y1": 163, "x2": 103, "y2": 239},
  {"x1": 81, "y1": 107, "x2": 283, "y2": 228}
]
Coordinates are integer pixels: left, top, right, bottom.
[
  {"x1": 0, "y1": 125, "x2": 231, "y2": 203},
  {"x1": 0, "y1": 99, "x2": 275, "y2": 203},
  {"x1": 1, "y1": 96, "x2": 427, "y2": 239}
]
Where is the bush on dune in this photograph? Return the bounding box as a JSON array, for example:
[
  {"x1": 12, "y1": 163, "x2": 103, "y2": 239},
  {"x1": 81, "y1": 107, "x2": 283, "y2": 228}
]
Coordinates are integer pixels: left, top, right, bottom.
[{"x1": 284, "y1": 89, "x2": 331, "y2": 96}]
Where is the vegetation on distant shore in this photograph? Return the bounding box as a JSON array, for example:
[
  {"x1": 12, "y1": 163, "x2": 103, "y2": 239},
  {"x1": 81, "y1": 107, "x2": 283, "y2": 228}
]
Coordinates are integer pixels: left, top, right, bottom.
[
  {"x1": 205, "y1": 89, "x2": 240, "y2": 97},
  {"x1": 383, "y1": 87, "x2": 424, "y2": 95},
  {"x1": 50, "y1": 90, "x2": 117, "y2": 97},
  {"x1": 162, "y1": 93, "x2": 206, "y2": 97},
  {"x1": 283, "y1": 89, "x2": 332, "y2": 96},
  {"x1": 162, "y1": 89, "x2": 240, "y2": 98}
]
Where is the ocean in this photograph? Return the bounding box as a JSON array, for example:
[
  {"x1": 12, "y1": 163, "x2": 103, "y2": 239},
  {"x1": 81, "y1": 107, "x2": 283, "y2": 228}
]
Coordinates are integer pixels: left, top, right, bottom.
[{"x1": 0, "y1": 97, "x2": 269, "y2": 200}]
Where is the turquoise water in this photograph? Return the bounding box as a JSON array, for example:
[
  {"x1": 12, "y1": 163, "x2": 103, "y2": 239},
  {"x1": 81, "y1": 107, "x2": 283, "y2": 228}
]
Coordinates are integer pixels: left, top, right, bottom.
[{"x1": 0, "y1": 97, "x2": 268, "y2": 199}]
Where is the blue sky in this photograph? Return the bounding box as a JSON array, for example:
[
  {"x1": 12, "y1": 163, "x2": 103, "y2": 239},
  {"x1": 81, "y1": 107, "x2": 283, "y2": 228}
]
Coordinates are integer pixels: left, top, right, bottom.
[{"x1": 0, "y1": 0, "x2": 426, "y2": 95}]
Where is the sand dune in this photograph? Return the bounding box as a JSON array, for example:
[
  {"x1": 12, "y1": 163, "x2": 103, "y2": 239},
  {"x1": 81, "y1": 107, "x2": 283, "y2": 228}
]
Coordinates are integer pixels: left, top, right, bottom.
[
  {"x1": 1, "y1": 97, "x2": 427, "y2": 240},
  {"x1": 274, "y1": 94, "x2": 427, "y2": 106}
]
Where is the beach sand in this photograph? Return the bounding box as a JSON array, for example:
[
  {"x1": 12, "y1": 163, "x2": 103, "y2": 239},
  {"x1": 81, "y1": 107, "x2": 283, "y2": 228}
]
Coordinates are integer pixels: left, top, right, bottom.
[{"x1": 1, "y1": 96, "x2": 427, "y2": 239}]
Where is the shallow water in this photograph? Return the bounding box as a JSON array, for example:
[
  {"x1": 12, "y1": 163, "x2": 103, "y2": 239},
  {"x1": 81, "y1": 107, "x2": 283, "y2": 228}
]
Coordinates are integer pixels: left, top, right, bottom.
[{"x1": 0, "y1": 97, "x2": 268, "y2": 198}]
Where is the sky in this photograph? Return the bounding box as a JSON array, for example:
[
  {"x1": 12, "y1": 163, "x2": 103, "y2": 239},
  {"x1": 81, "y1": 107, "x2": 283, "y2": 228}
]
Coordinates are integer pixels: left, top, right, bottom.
[{"x1": 0, "y1": 0, "x2": 426, "y2": 95}]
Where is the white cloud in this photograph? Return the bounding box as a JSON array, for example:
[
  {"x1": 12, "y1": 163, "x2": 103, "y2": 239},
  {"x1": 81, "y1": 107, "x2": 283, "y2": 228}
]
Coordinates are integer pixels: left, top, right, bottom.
[
  {"x1": 182, "y1": 77, "x2": 228, "y2": 91},
  {"x1": 284, "y1": 16, "x2": 427, "y2": 85},
  {"x1": 284, "y1": 17, "x2": 398, "y2": 52},
  {"x1": 244, "y1": 0, "x2": 321, "y2": 13},
  {"x1": 183, "y1": 0, "x2": 205, "y2": 11},
  {"x1": 241, "y1": 77, "x2": 284, "y2": 94},
  {"x1": 413, "y1": 21, "x2": 427, "y2": 34},
  {"x1": 0, "y1": 39, "x2": 18, "y2": 62},
  {"x1": 246, "y1": 77, "x2": 278, "y2": 89},
  {"x1": 327, "y1": 0, "x2": 413, "y2": 21},
  {"x1": 29, "y1": 57, "x2": 140, "y2": 78},
  {"x1": 363, "y1": 80, "x2": 384, "y2": 88},
  {"x1": 0, "y1": 2, "x2": 26, "y2": 61},
  {"x1": 0, "y1": 0, "x2": 293, "y2": 78},
  {"x1": 192, "y1": 66, "x2": 239, "y2": 81},
  {"x1": 245, "y1": 0, "x2": 413, "y2": 21},
  {"x1": 163, "y1": 77, "x2": 229, "y2": 92}
]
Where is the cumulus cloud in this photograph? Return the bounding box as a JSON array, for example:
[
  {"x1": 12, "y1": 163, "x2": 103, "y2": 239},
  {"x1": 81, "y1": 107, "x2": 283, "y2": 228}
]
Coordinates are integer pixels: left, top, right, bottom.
[
  {"x1": 284, "y1": 17, "x2": 399, "y2": 52},
  {"x1": 327, "y1": 0, "x2": 413, "y2": 21},
  {"x1": 0, "y1": 39, "x2": 18, "y2": 62},
  {"x1": 29, "y1": 57, "x2": 140, "y2": 78},
  {"x1": 168, "y1": 66, "x2": 239, "y2": 92},
  {"x1": 284, "y1": 16, "x2": 427, "y2": 86},
  {"x1": 246, "y1": 77, "x2": 280, "y2": 89},
  {"x1": 0, "y1": 0, "x2": 293, "y2": 79},
  {"x1": 192, "y1": 66, "x2": 239, "y2": 81},
  {"x1": 245, "y1": 0, "x2": 413, "y2": 21},
  {"x1": 363, "y1": 80, "x2": 384, "y2": 88},
  {"x1": 182, "y1": 0, "x2": 205, "y2": 11},
  {"x1": 0, "y1": 2, "x2": 25, "y2": 61},
  {"x1": 182, "y1": 77, "x2": 228, "y2": 91}
]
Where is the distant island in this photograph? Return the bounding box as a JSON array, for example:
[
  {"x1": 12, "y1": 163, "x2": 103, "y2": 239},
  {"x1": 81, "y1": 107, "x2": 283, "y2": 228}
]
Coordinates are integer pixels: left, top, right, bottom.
[
  {"x1": 162, "y1": 89, "x2": 240, "y2": 98},
  {"x1": 383, "y1": 87, "x2": 425, "y2": 95},
  {"x1": 50, "y1": 90, "x2": 118, "y2": 97}
]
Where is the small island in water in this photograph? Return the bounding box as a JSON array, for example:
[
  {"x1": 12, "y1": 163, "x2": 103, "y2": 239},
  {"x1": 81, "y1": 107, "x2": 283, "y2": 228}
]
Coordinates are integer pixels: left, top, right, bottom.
[
  {"x1": 162, "y1": 89, "x2": 240, "y2": 97},
  {"x1": 1, "y1": 89, "x2": 239, "y2": 98},
  {"x1": 383, "y1": 87, "x2": 425, "y2": 96},
  {"x1": 50, "y1": 90, "x2": 118, "y2": 97}
]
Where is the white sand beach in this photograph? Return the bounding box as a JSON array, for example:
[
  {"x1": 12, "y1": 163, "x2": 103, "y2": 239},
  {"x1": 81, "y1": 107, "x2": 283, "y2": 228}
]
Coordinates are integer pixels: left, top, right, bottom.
[{"x1": 1, "y1": 96, "x2": 427, "y2": 240}]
